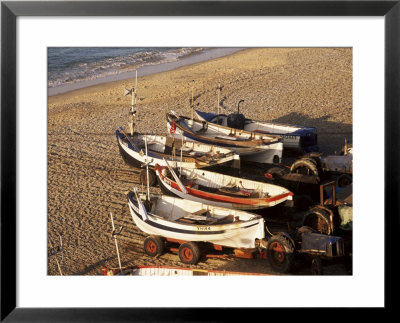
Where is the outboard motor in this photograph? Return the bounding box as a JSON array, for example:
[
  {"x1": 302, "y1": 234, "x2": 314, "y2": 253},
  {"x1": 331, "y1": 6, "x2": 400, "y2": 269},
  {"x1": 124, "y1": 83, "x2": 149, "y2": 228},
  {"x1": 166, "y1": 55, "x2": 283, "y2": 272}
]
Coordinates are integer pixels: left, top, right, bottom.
[{"x1": 227, "y1": 99, "x2": 246, "y2": 130}]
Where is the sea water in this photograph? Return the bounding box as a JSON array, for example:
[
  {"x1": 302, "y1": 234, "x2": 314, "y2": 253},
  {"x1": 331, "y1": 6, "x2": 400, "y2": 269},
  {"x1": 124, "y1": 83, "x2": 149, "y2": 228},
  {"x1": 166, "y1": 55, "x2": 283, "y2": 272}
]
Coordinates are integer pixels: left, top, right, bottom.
[
  {"x1": 48, "y1": 47, "x2": 244, "y2": 96},
  {"x1": 48, "y1": 47, "x2": 205, "y2": 89}
]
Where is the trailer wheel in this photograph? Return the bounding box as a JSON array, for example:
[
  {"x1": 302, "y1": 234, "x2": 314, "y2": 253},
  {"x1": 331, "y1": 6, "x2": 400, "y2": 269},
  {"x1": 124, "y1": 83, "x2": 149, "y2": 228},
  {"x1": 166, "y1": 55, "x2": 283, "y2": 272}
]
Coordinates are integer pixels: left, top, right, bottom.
[
  {"x1": 266, "y1": 235, "x2": 294, "y2": 273},
  {"x1": 179, "y1": 242, "x2": 201, "y2": 265},
  {"x1": 336, "y1": 174, "x2": 352, "y2": 188},
  {"x1": 303, "y1": 207, "x2": 332, "y2": 235},
  {"x1": 139, "y1": 169, "x2": 157, "y2": 187},
  {"x1": 143, "y1": 236, "x2": 165, "y2": 257},
  {"x1": 311, "y1": 257, "x2": 324, "y2": 275},
  {"x1": 290, "y1": 158, "x2": 319, "y2": 177}
]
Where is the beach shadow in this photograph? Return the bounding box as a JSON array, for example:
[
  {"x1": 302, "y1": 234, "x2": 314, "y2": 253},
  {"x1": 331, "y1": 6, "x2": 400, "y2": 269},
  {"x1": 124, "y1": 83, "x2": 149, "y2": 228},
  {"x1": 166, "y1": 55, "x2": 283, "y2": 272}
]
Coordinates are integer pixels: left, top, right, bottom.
[
  {"x1": 73, "y1": 256, "x2": 114, "y2": 275},
  {"x1": 269, "y1": 112, "x2": 352, "y2": 155}
]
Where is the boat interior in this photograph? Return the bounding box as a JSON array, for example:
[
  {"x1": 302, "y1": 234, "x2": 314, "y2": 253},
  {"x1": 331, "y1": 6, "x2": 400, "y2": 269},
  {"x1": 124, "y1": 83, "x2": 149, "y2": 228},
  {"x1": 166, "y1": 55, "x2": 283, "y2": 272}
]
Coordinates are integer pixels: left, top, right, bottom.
[
  {"x1": 126, "y1": 132, "x2": 231, "y2": 160},
  {"x1": 133, "y1": 193, "x2": 254, "y2": 225},
  {"x1": 160, "y1": 167, "x2": 274, "y2": 199}
]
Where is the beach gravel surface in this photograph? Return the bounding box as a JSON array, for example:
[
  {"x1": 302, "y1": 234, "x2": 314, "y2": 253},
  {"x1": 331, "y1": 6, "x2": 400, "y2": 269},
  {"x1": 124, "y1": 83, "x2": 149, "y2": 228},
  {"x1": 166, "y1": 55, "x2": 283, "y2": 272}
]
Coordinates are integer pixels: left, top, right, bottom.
[{"x1": 47, "y1": 48, "x2": 352, "y2": 275}]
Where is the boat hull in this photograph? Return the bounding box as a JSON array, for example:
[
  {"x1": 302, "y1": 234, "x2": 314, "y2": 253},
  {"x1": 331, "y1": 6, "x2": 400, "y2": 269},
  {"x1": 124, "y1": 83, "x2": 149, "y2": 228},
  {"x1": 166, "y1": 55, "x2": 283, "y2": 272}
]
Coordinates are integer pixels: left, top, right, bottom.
[
  {"x1": 116, "y1": 129, "x2": 239, "y2": 169},
  {"x1": 103, "y1": 265, "x2": 273, "y2": 276},
  {"x1": 166, "y1": 114, "x2": 283, "y2": 164},
  {"x1": 155, "y1": 166, "x2": 293, "y2": 211},
  {"x1": 127, "y1": 193, "x2": 265, "y2": 249},
  {"x1": 195, "y1": 110, "x2": 318, "y2": 152}
]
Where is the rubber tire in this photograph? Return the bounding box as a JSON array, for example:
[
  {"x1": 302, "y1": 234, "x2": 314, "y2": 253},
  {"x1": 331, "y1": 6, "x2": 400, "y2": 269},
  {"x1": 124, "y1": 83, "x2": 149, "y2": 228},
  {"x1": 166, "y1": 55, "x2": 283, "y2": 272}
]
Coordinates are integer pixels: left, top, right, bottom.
[
  {"x1": 290, "y1": 158, "x2": 319, "y2": 176},
  {"x1": 303, "y1": 207, "x2": 332, "y2": 235},
  {"x1": 311, "y1": 257, "x2": 324, "y2": 275},
  {"x1": 266, "y1": 235, "x2": 295, "y2": 273},
  {"x1": 265, "y1": 167, "x2": 287, "y2": 179},
  {"x1": 336, "y1": 174, "x2": 352, "y2": 188},
  {"x1": 143, "y1": 236, "x2": 165, "y2": 257},
  {"x1": 139, "y1": 169, "x2": 157, "y2": 187},
  {"x1": 178, "y1": 242, "x2": 201, "y2": 265}
]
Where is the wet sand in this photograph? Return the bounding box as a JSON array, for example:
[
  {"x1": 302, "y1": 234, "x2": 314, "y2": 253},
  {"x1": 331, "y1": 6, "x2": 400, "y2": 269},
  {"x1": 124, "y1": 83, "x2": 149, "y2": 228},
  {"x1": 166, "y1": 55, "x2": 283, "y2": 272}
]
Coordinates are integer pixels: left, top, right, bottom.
[{"x1": 47, "y1": 47, "x2": 352, "y2": 275}]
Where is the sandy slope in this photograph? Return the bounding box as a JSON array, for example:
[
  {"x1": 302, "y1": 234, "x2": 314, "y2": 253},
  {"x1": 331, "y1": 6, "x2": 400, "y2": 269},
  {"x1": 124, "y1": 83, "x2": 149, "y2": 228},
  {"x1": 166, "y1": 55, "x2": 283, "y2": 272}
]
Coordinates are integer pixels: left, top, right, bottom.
[{"x1": 47, "y1": 48, "x2": 352, "y2": 275}]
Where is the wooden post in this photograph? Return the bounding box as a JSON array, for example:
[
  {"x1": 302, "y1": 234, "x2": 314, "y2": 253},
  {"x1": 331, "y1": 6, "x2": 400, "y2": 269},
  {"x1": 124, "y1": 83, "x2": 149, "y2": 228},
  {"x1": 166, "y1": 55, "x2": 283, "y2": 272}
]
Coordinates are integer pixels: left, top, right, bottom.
[
  {"x1": 110, "y1": 212, "x2": 122, "y2": 272},
  {"x1": 49, "y1": 237, "x2": 63, "y2": 276}
]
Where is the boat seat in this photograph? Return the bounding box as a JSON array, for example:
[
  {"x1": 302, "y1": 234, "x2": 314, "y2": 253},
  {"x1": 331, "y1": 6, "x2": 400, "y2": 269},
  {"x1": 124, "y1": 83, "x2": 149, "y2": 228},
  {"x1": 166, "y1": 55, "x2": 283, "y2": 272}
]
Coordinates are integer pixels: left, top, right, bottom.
[
  {"x1": 191, "y1": 209, "x2": 209, "y2": 216},
  {"x1": 217, "y1": 186, "x2": 252, "y2": 197},
  {"x1": 211, "y1": 214, "x2": 235, "y2": 224},
  {"x1": 176, "y1": 217, "x2": 197, "y2": 224}
]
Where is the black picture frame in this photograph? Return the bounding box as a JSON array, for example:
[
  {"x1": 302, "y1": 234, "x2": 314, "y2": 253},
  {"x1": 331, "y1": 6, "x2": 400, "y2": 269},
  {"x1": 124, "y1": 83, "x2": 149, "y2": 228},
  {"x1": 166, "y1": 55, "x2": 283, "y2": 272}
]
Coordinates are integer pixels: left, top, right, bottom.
[{"x1": 1, "y1": 1, "x2": 398, "y2": 321}]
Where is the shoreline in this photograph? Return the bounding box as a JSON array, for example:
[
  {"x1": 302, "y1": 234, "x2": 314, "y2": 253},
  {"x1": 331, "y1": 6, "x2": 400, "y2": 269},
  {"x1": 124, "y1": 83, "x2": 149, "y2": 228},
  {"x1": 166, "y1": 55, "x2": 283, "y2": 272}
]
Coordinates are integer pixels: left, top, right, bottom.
[{"x1": 48, "y1": 47, "x2": 245, "y2": 97}]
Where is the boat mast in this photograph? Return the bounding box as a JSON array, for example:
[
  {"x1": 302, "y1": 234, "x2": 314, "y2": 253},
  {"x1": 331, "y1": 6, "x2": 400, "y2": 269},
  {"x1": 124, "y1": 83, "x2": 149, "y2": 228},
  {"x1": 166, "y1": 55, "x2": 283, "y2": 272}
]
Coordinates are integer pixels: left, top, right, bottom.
[
  {"x1": 144, "y1": 135, "x2": 150, "y2": 201},
  {"x1": 125, "y1": 70, "x2": 138, "y2": 137},
  {"x1": 191, "y1": 80, "x2": 194, "y2": 121},
  {"x1": 217, "y1": 83, "x2": 220, "y2": 124},
  {"x1": 216, "y1": 83, "x2": 223, "y2": 130},
  {"x1": 180, "y1": 135, "x2": 183, "y2": 175}
]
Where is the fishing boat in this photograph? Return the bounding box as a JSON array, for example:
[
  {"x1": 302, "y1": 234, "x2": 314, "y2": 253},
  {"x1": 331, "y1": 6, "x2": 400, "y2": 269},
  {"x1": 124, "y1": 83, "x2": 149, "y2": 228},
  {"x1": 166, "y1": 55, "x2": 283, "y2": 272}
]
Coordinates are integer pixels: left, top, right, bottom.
[
  {"x1": 102, "y1": 265, "x2": 272, "y2": 276},
  {"x1": 127, "y1": 188, "x2": 266, "y2": 251},
  {"x1": 166, "y1": 111, "x2": 283, "y2": 164},
  {"x1": 153, "y1": 160, "x2": 293, "y2": 211},
  {"x1": 194, "y1": 108, "x2": 318, "y2": 153},
  {"x1": 116, "y1": 127, "x2": 240, "y2": 170}
]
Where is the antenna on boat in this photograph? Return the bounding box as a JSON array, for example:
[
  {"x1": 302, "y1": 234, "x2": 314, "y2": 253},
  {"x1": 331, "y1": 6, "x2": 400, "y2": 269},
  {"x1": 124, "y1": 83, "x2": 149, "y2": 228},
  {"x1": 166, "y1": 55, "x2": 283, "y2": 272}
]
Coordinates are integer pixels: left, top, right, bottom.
[
  {"x1": 110, "y1": 212, "x2": 123, "y2": 272},
  {"x1": 48, "y1": 234, "x2": 64, "y2": 275},
  {"x1": 125, "y1": 70, "x2": 138, "y2": 136},
  {"x1": 135, "y1": 70, "x2": 138, "y2": 102}
]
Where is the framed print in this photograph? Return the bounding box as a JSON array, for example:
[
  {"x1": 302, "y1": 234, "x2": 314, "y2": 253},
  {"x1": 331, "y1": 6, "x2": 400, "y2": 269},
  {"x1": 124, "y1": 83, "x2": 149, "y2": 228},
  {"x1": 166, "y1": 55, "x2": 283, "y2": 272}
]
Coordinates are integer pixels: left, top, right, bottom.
[{"x1": 1, "y1": 0, "x2": 399, "y2": 321}]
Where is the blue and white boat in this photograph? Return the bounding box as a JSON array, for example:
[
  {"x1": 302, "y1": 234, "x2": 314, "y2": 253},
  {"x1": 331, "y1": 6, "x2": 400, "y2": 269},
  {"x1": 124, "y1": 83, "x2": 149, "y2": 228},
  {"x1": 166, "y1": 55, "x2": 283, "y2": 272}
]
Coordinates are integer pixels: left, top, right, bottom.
[
  {"x1": 166, "y1": 112, "x2": 283, "y2": 164},
  {"x1": 194, "y1": 109, "x2": 318, "y2": 153}
]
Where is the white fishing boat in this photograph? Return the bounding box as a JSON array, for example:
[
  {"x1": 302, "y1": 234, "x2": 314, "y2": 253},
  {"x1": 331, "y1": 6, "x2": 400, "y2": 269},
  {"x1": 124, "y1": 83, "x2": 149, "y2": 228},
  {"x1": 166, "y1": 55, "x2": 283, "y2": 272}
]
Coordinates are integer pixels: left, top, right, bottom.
[
  {"x1": 195, "y1": 108, "x2": 318, "y2": 153},
  {"x1": 116, "y1": 127, "x2": 240, "y2": 170},
  {"x1": 154, "y1": 160, "x2": 293, "y2": 211},
  {"x1": 127, "y1": 188, "x2": 266, "y2": 253},
  {"x1": 166, "y1": 111, "x2": 283, "y2": 164},
  {"x1": 103, "y1": 265, "x2": 272, "y2": 276}
]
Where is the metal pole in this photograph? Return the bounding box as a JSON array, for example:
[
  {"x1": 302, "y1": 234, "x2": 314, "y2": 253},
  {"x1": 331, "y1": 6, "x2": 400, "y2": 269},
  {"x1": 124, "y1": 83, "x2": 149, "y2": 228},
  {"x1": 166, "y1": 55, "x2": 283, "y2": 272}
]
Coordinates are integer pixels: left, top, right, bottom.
[
  {"x1": 191, "y1": 81, "x2": 194, "y2": 120},
  {"x1": 217, "y1": 83, "x2": 220, "y2": 116},
  {"x1": 145, "y1": 135, "x2": 150, "y2": 200},
  {"x1": 135, "y1": 70, "x2": 138, "y2": 103},
  {"x1": 49, "y1": 237, "x2": 63, "y2": 276},
  {"x1": 180, "y1": 135, "x2": 183, "y2": 175},
  {"x1": 110, "y1": 212, "x2": 122, "y2": 272}
]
